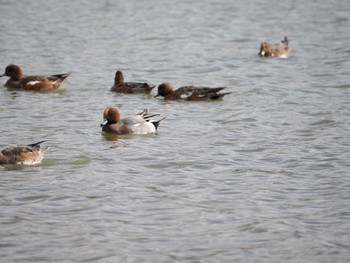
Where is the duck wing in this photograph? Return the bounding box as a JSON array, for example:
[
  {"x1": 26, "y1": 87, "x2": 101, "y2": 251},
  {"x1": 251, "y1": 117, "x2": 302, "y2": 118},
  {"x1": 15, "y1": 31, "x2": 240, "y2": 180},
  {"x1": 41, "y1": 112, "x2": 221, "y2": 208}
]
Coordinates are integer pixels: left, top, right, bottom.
[{"x1": 48, "y1": 73, "x2": 71, "y2": 81}]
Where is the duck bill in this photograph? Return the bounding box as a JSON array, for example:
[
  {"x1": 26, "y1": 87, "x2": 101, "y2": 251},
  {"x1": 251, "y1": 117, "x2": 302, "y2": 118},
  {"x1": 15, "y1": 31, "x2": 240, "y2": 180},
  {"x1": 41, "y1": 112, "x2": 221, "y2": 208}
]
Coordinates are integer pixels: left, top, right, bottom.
[
  {"x1": 100, "y1": 119, "x2": 108, "y2": 127},
  {"x1": 0, "y1": 72, "x2": 6, "y2": 77}
]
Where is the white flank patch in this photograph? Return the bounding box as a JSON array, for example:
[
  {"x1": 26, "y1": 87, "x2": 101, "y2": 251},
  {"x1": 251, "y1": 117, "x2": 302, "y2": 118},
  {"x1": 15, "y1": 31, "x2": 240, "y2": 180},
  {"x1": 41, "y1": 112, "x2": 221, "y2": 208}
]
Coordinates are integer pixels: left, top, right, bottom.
[
  {"x1": 279, "y1": 53, "x2": 288, "y2": 58},
  {"x1": 17, "y1": 152, "x2": 43, "y2": 165},
  {"x1": 19, "y1": 159, "x2": 40, "y2": 165},
  {"x1": 27, "y1": 80, "x2": 41, "y2": 86}
]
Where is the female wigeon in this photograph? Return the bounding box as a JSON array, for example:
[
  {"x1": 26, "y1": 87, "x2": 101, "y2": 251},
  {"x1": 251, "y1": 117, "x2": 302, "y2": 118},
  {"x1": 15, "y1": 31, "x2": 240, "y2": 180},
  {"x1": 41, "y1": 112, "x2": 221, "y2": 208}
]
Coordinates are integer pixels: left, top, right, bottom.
[
  {"x1": 101, "y1": 107, "x2": 165, "y2": 135},
  {"x1": 0, "y1": 64, "x2": 70, "y2": 91},
  {"x1": 155, "y1": 82, "x2": 231, "y2": 101},
  {"x1": 259, "y1": 37, "x2": 290, "y2": 58},
  {"x1": 0, "y1": 141, "x2": 49, "y2": 165},
  {"x1": 111, "y1": 71, "x2": 155, "y2": 94}
]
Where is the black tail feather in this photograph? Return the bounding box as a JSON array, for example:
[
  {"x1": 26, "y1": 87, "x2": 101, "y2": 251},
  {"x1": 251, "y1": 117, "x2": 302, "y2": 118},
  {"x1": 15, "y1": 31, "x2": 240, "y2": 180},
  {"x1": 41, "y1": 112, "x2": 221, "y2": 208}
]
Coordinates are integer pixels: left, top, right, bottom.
[
  {"x1": 281, "y1": 36, "x2": 289, "y2": 45},
  {"x1": 138, "y1": 109, "x2": 160, "y2": 121},
  {"x1": 152, "y1": 117, "x2": 166, "y2": 131},
  {"x1": 52, "y1": 73, "x2": 71, "y2": 80},
  {"x1": 210, "y1": 92, "x2": 232, "y2": 100},
  {"x1": 27, "y1": 140, "x2": 47, "y2": 148}
]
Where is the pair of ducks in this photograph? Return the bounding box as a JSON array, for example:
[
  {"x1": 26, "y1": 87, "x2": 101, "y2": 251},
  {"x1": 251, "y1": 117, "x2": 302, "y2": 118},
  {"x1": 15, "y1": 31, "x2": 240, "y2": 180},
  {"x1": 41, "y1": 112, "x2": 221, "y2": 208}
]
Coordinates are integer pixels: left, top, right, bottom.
[
  {"x1": 0, "y1": 107, "x2": 165, "y2": 165},
  {"x1": 112, "y1": 71, "x2": 231, "y2": 100},
  {"x1": 0, "y1": 37, "x2": 290, "y2": 165}
]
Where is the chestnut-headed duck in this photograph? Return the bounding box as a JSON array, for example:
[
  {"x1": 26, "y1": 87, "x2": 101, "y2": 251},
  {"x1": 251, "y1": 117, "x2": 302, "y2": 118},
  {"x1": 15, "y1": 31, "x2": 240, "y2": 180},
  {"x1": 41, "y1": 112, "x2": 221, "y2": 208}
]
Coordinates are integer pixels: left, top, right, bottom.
[
  {"x1": 155, "y1": 82, "x2": 231, "y2": 101},
  {"x1": 111, "y1": 71, "x2": 155, "y2": 94},
  {"x1": 0, "y1": 141, "x2": 49, "y2": 165},
  {"x1": 0, "y1": 64, "x2": 70, "y2": 91},
  {"x1": 259, "y1": 37, "x2": 290, "y2": 58},
  {"x1": 101, "y1": 107, "x2": 165, "y2": 135}
]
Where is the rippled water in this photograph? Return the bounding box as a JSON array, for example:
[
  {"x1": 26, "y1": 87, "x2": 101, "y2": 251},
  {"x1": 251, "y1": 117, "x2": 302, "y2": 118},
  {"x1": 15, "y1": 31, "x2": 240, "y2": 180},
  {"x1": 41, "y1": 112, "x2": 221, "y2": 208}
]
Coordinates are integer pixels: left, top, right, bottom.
[{"x1": 1, "y1": 0, "x2": 350, "y2": 262}]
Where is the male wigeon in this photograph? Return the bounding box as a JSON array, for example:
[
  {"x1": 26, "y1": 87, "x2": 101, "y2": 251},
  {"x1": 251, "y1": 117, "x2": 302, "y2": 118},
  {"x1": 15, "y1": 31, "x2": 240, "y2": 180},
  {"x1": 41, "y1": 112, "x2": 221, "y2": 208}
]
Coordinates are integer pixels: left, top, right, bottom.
[
  {"x1": 259, "y1": 37, "x2": 290, "y2": 58},
  {"x1": 155, "y1": 82, "x2": 231, "y2": 101},
  {"x1": 0, "y1": 141, "x2": 49, "y2": 165},
  {"x1": 111, "y1": 71, "x2": 155, "y2": 94},
  {"x1": 101, "y1": 107, "x2": 165, "y2": 135},
  {"x1": 0, "y1": 64, "x2": 70, "y2": 91}
]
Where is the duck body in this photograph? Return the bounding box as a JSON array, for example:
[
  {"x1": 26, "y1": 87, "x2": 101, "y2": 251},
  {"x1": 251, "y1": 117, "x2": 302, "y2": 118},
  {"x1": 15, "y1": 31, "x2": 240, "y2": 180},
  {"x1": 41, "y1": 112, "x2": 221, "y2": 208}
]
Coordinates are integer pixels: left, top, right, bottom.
[
  {"x1": 1, "y1": 64, "x2": 70, "y2": 91},
  {"x1": 111, "y1": 71, "x2": 155, "y2": 94},
  {"x1": 101, "y1": 107, "x2": 165, "y2": 135},
  {"x1": 156, "y1": 83, "x2": 231, "y2": 101},
  {"x1": 259, "y1": 37, "x2": 290, "y2": 58},
  {"x1": 0, "y1": 141, "x2": 49, "y2": 165}
]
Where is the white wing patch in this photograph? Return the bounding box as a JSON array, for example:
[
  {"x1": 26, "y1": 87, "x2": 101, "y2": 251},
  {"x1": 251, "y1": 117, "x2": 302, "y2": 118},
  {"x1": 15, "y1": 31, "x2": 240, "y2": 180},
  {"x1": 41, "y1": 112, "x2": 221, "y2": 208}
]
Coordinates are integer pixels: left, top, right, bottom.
[{"x1": 27, "y1": 80, "x2": 41, "y2": 86}]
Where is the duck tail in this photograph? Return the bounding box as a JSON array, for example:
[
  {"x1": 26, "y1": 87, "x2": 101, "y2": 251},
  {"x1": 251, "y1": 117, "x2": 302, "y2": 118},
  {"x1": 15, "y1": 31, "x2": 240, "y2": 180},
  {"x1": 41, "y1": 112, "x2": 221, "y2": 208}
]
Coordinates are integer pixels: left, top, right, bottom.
[
  {"x1": 145, "y1": 84, "x2": 156, "y2": 92},
  {"x1": 152, "y1": 117, "x2": 166, "y2": 131},
  {"x1": 27, "y1": 140, "x2": 48, "y2": 147},
  {"x1": 211, "y1": 92, "x2": 232, "y2": 100},
  {"x1": 282, "y1": 36, "x2": 289, "y2": 46},
  {"x1": 138, "y1": 109, "x2": 160, "y2": 121},
  {"x1": 26, "y1": 140, "x2": 49, "y2": 151},
  {"x1": 27, "y1": 140, "x2": 50, "y2": 152},
  {"x1": 52, "y1": 72, "x2": 71, "y2": 81},
  {"x1": 41, "y1": 146, "x2": 50, "y2": 152},
  {"x1": 213, "y1": 87, "x2": 226, "y2": 92}
]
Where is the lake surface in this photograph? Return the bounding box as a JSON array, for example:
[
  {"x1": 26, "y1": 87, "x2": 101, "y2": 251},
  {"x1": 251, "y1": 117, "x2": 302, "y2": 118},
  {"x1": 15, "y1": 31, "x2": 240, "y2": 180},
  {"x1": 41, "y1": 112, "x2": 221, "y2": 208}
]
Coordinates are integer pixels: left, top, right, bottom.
[{"x1": 1, "y1": 0, "x2": 350, "y2": 262}]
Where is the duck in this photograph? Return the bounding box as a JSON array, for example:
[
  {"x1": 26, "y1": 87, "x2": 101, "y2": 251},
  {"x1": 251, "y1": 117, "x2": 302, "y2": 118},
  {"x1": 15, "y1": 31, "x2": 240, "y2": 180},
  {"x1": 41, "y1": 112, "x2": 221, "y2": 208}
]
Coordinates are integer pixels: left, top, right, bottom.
[
  {"x1": 100, "y1": 107, "x2": 165, "y2": 135},
  {"x1": 111, "y1": 71, "x2": 155, "y2": 94},
  {"x1": 259, "y1": 37, "x2": 290, "y2": 58},
  {"x1": 155, "y1": 82, "x2": 231, "y2": 101},
  {"x1": 0, "y1": 64, "x2": 70, "y2": 91},
  {"x1": 0, "y1": 141, "x2": 49, "y2": 165}
]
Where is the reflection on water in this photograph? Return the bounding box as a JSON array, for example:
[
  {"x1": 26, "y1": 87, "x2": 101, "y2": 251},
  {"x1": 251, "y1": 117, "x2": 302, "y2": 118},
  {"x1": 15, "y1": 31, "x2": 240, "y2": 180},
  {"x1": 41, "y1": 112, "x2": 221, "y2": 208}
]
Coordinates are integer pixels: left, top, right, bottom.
[{"x1": 0, "y1": 0, "x2": 350, "y2": 262}]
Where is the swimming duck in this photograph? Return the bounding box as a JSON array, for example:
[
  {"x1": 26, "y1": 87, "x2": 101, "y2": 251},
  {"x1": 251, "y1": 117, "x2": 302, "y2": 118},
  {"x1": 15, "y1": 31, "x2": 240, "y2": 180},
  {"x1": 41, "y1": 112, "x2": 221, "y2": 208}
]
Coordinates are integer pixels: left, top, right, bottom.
[
  {"x1": 111, "y1": 71, "x2": 155, "y2": 94},
  {"x1": 101, "y1": 107, "x2": 165, "y2": 134},
  {"x1": 259, "y1": 37, "x2": 290, "y2": 58},
  {"x1": 0, "y1": 141, "x2": 49, "y2": 165},
  {"x1": 0, "y1": 64, "x2": 70, "y2": 91},
  {"x1": 155, "y1": 82, "x2": 231, "y2": 101}
]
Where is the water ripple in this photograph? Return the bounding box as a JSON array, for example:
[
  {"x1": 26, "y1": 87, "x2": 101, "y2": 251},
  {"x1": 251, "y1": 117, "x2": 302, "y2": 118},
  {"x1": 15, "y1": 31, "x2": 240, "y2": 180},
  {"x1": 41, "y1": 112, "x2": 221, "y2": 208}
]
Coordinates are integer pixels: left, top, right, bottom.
[{"x1": 0, "y1": 0, "x2": 350, "y2": 262}]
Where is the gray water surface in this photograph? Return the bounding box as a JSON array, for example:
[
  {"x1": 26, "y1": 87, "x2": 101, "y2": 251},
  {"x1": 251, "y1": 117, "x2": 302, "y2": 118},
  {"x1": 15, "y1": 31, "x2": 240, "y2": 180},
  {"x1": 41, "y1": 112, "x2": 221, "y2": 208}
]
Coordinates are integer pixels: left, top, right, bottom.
[{"x1": 1, "y1": 0, "x2": 350, "y2": 262}]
